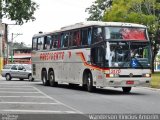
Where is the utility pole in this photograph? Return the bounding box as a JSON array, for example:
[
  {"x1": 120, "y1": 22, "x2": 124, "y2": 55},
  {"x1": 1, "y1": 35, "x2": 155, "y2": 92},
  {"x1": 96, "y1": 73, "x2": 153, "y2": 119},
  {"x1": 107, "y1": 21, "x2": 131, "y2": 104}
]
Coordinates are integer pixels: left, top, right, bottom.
[
  {"x1": 10, "y1": 33, "x2": 23, "y2": 63},
  {"x1": 0, "y1": 20, "x2": 6, "y2": 71},
  {"x1": 2, "y1": 23, "x2": 22, "y2": 64}
]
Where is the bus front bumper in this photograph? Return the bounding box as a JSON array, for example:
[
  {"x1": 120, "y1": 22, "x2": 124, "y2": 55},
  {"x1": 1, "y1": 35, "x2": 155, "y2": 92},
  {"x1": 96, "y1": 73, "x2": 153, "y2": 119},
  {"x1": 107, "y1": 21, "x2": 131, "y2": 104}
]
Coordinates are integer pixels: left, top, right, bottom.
[{"x1": 103, "y1": 77, "x2": 151, "y2": 87}]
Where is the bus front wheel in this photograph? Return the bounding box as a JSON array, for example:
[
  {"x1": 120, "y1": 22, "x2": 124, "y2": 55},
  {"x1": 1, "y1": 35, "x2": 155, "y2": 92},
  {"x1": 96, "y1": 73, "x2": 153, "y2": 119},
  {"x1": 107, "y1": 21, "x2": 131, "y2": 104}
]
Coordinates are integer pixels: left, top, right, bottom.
[
  {"x1": 42, "y1": 71, "x2": 49, "y2": 86},
  {"x1": 85, "y1": 72, "x2": 94, "y2": 92},
  {"x1": 122, "y1": 87, "x2": 132, "y2": 93},
  {"x1": 49, "y1": 71, "x2": 58, "y2": 87}
]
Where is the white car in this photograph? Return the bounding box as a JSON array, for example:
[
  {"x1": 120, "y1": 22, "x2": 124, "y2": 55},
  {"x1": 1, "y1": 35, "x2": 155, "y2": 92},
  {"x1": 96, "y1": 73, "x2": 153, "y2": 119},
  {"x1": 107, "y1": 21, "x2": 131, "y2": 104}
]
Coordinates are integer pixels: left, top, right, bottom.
[{"x1": 1, "y1": 64, "x2": 34, "y2": 81}]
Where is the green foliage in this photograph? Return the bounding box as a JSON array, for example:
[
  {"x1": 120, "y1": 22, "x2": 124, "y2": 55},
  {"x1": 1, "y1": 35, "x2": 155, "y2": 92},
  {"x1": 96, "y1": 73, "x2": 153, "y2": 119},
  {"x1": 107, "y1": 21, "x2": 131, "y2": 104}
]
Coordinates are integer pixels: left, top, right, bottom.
[
  {"x1": 157, "y1": 54, "x2": 160, "y2": 62},
  {"x1": 13, "y1": 41, "x2": 28, "y2": 49},
  {"x1": 8, "y1": 41, "x2": 29, "y2": 49},
  {"x1": 86, "y1": 0, "x2": 160, "y2": 72},
  {"x1": 0, "y1": 0, "x2": 38, "y2": 25},
  {"x1": 151, "y1": 72, "x2": 160, "y2": 88},
  {"x1": 103, "y1": 0, "x2": 157, "y2": 24},
  {"x1": 85, "y1": 0, "x2": 112, "y2": 21}
]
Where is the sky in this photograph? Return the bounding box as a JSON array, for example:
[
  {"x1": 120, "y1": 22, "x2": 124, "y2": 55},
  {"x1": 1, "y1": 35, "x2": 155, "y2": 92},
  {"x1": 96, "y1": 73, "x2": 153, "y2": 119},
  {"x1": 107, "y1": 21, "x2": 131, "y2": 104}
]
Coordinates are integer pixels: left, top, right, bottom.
[{"x1": 3, "y1": 0, "x2": 95, "y2": 46}]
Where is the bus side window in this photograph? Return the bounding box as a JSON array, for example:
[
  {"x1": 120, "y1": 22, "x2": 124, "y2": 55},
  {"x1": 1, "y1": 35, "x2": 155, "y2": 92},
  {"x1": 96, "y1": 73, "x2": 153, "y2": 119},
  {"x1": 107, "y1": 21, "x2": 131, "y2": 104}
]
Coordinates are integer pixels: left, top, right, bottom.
[
  {"x1": 60, "y1": 33, "x2": 68, "y2": 48},
  {"x1": 88, "y1": 28, "x2": 91, "y2": 45},
  {"x1": 73, "y1": 32, "x2": 77, "y2": 46},
  {"x1": 54, "y1": 40, "x2": 58, "y2": 48},
  {"x1": 45, "y1": 35, "x2": 52, "y2": 50},
  {"x1": 77, "y1": 31, "x2": 81, "y2": 46},
  {"x1": 92, "y1": 27, "x2": 103, "y2": 44},
  {"x1": 69, "y1": 31, "x2": 80, "y2": 47},
  {"x1": 51, "y1": 35, "x2": 57, "y2": 49},
  {"x1": 81, "y1": 29, "x2": 88, "y2": 46},
  {"x1": 57, "y1": 34, "x2": 61, "y2": 48},
  {"x1": 32, "y1": 38, "x2": 37, "y2": 50},
  {"x1": 60, "y1": 33, "x2": 64, "y2": 48},
  {"x1": 37, "y1": 37, "x2": 44, "y2": 50},
  {"x1": 69, "y1": 32, "x2": 73, "y2": 47},
  {"x1": 63, "y1": 33, "x2": 69, "y2": 48}
]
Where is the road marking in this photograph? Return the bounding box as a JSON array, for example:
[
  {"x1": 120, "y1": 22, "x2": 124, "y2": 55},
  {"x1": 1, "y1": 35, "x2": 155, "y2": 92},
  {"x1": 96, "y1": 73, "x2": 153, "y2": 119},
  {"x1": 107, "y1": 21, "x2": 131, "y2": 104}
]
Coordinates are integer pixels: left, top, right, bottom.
[
  {"x1": 0, "y1": 83, "x2": 31, "y2": 85},
  {"x1": 1, "y1": 110, "x2": 77, "y2": 113},
  {"x1": 0, "y1": 86, "x2": 33, "y2": 88},
  {"x1": 0, "y1": 91, "x2": 39, "y2": 93},
  {"x1": 0, "y1": 88, "x2": 35, "y2": 90},
  {"x1": 0, "y1": 102, "x2": 60, "y2": 105},
  {"x1": 0, "y1": 96, "x2": 47, "y2": 98},
  {"x1": 32, "y1": 86, "x2": 82, "y2": 114}
]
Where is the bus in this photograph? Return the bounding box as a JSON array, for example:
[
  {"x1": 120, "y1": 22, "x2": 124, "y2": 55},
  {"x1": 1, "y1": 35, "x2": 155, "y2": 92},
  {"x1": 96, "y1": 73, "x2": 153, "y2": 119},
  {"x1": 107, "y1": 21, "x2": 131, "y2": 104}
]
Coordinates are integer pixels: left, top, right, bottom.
[{"x1": 31, "y1": 21, "x2": 152, "y2": 93}]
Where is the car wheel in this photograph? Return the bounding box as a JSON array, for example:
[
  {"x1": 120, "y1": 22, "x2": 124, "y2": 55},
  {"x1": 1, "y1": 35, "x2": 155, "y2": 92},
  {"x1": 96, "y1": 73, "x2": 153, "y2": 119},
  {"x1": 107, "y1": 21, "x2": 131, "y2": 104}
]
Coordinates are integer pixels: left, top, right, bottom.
[
  {"x1": 28, "y1": 74, "x2": 33, "y2": 81},
  {"x1": 5, "y1": 74, "x2": 11, "y2": 81}
]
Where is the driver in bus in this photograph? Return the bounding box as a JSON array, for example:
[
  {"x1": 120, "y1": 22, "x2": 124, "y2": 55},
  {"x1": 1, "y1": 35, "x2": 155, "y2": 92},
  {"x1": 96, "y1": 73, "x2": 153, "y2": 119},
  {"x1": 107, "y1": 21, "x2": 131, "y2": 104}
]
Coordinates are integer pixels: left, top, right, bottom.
[{"x1": 109, "y1": 46, "x2": 116, "y2": 67}]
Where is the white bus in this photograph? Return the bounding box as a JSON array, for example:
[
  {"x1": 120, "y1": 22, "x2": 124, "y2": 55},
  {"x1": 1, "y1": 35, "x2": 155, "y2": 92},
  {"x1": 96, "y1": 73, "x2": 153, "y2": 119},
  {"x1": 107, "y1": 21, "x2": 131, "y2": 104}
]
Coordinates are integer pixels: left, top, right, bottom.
[{"x1": 32, "y1": 21, "x2": 152, "y2": 93}]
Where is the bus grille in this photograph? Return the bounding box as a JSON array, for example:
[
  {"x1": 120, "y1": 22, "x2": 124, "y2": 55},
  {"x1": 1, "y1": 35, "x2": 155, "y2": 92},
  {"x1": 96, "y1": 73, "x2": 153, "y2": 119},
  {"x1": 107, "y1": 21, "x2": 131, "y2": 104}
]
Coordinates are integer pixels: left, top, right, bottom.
[{"x1": 119, "y1": 75, "x2": 142, "y2": 77}]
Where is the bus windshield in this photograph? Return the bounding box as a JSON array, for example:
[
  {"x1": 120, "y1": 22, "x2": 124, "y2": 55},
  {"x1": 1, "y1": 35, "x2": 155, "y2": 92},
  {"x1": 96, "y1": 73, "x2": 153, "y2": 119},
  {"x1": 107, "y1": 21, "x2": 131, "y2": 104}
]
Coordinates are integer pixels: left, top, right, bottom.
[
  {"x1": 105, "y1": 27, "x2": 147, "y2": 40},
  {"x1": 105, "y1": 41, "x2": 151, "y2": 68}
]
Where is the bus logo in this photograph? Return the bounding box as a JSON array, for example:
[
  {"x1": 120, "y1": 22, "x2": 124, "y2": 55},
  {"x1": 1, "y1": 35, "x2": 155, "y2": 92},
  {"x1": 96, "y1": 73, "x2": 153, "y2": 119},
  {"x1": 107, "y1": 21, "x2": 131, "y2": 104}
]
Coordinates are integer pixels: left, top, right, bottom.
[{"x1": 129, "y1": 73, "x2": 133, "y2": 77}]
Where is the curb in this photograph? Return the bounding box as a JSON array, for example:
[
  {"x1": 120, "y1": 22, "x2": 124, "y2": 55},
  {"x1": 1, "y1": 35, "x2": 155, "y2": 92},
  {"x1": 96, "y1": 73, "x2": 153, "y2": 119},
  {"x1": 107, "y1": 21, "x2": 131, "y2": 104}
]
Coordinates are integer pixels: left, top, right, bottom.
[
  {"x1": 0, "y1": 75, "x2": 5, "y2": 80},
  {"x1": 143, "y1": 87, "x2": 160, "y2": 91}
]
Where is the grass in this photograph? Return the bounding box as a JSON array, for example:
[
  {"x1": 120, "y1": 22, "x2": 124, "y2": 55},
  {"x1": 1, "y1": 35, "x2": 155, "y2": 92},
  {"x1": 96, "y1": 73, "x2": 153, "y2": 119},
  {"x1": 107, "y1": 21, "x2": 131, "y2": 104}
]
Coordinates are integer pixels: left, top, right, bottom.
[{"x1": 151, "y1": 72, "x2": 160, "y2": 89}]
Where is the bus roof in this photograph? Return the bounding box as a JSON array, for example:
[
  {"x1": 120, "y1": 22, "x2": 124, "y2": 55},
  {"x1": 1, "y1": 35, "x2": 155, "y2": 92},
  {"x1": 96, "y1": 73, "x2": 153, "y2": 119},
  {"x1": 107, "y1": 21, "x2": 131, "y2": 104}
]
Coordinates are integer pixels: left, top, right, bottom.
[
  {"x1": 33, "y1": 21, "x2": 147, "y2": 37},
  {"x1": 61, "y1": 21, "x2": 146, "y2": 30}
]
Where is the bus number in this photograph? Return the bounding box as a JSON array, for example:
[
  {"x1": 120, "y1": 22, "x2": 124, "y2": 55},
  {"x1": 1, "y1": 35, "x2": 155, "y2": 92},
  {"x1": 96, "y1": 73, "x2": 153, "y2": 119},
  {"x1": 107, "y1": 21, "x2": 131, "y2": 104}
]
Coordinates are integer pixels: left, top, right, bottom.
[{"x1": 110, "y1": 69, "x2": 121, "y2": 74}]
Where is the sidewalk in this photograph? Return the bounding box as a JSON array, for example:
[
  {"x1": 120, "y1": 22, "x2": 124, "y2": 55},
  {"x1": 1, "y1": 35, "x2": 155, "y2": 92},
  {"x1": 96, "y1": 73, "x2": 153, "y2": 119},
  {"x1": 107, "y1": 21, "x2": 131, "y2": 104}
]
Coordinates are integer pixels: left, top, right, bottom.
[{"x1": 0, "y1": 75, "x2": 5, "y2": 80}]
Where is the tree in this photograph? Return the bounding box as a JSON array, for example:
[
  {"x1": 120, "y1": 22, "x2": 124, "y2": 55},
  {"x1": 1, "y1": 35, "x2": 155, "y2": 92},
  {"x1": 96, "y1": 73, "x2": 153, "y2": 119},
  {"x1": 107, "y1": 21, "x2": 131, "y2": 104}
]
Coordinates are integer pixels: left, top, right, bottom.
[
  {"x1": 86, "y1": 0, "x2": 160, "y2": 72},
  {"x1": 103, "y1": 0, "x2": 160, "y2": 72},
  {"x1": 85, "y1": 0, "x2": 112, "y2": 21},
  {"x1": 0, "y1": 0, "x2": 38, "y2": 25}
]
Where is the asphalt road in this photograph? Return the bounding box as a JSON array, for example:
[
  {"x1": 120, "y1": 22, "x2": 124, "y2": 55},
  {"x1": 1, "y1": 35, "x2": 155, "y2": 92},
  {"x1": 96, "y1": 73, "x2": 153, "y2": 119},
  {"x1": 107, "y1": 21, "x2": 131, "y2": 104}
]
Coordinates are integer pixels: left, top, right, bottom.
[{"x1": 0, "y1": 77, "x2": 160, "y2": 120}]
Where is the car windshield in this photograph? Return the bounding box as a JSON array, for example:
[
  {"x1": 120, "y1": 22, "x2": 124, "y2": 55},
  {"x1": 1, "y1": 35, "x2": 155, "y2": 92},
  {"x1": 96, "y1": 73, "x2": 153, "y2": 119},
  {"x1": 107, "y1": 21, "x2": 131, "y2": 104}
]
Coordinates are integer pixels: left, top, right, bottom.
[
  {"x1": 105, "y1": 41, "x2": 151, "y2": 68},
  {"x1": 3, "y1": 64, "x2": 12, "y2": 69}
]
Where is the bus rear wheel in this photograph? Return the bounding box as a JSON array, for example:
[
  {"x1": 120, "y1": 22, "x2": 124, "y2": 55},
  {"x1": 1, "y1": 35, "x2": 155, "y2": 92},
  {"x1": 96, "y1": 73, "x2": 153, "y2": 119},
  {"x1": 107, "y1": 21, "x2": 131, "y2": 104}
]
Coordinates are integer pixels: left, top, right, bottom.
[
  {"x1": 42, "y1": 71, "x2": 49, "y2": 86},
  {"x1": 49, "y1": 71, "x2": 58, "y2": 87},
  {"x1": 122, "y1": 87, "x2": 132, "y2": 93}
]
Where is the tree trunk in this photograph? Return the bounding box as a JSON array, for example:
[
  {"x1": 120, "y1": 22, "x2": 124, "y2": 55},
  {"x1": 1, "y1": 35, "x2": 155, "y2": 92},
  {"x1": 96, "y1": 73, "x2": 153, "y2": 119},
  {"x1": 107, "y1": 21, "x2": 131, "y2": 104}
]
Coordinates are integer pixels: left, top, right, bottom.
[{"x1": 152, "y1": 54, "x2": 155, "y2": 73}]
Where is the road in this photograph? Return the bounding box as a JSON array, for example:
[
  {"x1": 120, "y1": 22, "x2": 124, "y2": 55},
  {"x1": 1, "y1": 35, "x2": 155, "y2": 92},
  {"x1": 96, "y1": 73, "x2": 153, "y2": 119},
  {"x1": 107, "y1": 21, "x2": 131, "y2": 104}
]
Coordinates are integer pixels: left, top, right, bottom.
[{"x1": 0, "y1": 77, "x2": 160, "y2": 120}]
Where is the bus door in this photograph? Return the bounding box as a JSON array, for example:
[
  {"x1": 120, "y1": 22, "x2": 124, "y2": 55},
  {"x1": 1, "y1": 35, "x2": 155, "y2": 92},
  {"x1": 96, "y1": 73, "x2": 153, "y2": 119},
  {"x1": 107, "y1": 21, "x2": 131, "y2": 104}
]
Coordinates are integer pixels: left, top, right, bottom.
[{"x1": 91, "y1": 44, "x2": 106, "y2": 86}]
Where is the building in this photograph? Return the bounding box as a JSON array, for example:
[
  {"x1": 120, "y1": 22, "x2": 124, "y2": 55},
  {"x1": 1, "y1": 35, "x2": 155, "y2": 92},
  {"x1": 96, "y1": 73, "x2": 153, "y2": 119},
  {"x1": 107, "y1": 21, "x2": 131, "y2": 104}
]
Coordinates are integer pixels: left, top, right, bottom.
[
  {"x1": 9, "y1": 48, "x2": 32, "y2": 64},
  {"x1": 0, "y1": 20, "x2": 8, "y2": 72}
]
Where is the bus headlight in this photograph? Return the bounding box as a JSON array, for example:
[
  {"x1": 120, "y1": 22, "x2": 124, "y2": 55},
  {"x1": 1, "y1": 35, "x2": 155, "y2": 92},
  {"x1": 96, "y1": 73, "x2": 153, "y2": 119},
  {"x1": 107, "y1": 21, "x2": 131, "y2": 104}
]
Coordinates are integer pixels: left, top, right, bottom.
[
  {"x1": 106, "y1": 74, "x2": 119, "y2": 78},
  {"x1": 142, "y1": 73, "x2": 151, "y2": 77}
]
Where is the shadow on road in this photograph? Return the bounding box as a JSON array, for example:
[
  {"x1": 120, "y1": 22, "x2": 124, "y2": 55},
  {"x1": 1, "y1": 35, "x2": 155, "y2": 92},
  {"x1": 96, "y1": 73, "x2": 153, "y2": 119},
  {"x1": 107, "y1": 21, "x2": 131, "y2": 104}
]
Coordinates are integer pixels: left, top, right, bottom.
[{"x1": 36, "y1": 83, "x2": 146, "y2": 96}]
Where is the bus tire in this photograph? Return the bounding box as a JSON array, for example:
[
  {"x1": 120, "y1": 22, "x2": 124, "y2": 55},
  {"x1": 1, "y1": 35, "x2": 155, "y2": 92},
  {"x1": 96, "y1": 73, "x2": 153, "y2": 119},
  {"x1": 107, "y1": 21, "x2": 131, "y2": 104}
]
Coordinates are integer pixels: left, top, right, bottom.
[
  {"x1": 19, "y1": 78, "x2": 24, "y2": 81},
  {"x1": 49, "y1": 71, "x2": 58, "y2": 87},
  {"x1": 85, "y1": 72, "x2": 94, "y2": 92},
  {"x1": 122, "y1": 87, "x2": 132, "y2": 93},
  {"x1": 42, "y1": 71, "x2": 49, "y2": 86}
]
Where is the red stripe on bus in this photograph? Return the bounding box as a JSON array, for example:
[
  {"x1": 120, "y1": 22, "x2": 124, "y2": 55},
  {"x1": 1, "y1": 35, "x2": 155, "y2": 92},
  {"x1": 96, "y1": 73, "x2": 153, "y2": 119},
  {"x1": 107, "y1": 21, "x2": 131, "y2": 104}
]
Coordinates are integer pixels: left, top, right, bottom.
[{"x1": 76, "y1": 52, "x2": 109, "y2": 72}]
